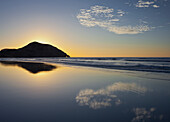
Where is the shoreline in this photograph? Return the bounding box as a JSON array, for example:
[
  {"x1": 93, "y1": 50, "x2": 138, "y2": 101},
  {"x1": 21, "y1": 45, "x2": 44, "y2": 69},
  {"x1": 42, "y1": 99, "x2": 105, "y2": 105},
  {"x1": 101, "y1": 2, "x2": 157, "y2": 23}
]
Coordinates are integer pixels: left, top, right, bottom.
[
  {"x1": 0, "y1": 57, "x2": 170, "y2": 74},
  {"x1": 0, "y1": 59, "x2": 170, "y2": 81}
]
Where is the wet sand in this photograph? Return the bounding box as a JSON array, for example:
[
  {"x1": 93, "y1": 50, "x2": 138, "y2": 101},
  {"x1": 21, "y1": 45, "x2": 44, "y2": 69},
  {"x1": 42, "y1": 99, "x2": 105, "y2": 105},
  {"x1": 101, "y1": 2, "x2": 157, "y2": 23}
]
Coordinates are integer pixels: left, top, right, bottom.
[{"x1": 0, "y1": 61, "x2": 170, "y2": 122}]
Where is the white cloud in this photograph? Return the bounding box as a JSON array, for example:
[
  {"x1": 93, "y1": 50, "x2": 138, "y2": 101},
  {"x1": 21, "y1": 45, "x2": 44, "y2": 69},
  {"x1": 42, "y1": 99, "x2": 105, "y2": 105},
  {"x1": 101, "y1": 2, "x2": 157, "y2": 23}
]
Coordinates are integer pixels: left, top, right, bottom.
[
  {"x1": 77, "y1": 5, "x2": 152, "y2": 34},
  {"x1": 153, "y1": 4, "x2": 160, "y2": 8},
  {"x1": 110, "y1": 19, "x2": 120, "y2": 22},
  {"x1": 136, "y1": 0, "x2": 160, "y2": 8},
  {"x1": 136, "y1": 0, "x2": 154, "y2": 8},
  {"x1": 90, "y1": 5, "x2": 114, "y2": 14},
  {"x1": 77, "y1": 5, "x2": 117, "y2": 28},
  {"x1": 108, "y1": 25, "x2": 150, "y2": 34},
  {"x1": 117, "y1": 10, "x2": 125, "y2": 16},
  {"x1": 76, "y1": 82, "x2": 147, "y2": 109}
]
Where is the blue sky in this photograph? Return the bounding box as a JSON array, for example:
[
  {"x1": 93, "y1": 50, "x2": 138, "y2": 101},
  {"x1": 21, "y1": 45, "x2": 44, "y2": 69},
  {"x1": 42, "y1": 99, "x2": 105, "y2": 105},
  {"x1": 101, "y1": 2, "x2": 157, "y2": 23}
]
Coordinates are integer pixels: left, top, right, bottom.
[{"x1": 0, "y1": 0, "x2": 170, "y2": 57}]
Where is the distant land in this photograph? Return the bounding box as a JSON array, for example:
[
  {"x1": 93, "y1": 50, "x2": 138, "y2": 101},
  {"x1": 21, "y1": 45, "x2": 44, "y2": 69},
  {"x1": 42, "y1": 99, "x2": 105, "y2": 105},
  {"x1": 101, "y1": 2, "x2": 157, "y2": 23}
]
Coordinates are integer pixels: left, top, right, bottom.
[{"x1": 0, "y1": 42, "x2": 70, "y2": 58}]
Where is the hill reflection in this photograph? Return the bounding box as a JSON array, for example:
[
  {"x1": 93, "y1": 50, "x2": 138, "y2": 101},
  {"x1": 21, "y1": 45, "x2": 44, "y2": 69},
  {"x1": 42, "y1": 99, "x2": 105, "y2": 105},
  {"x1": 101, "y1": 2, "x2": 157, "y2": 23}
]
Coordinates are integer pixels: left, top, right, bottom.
[{"x1": 0, "y1": 61, "x2": 57, "y2": 74}]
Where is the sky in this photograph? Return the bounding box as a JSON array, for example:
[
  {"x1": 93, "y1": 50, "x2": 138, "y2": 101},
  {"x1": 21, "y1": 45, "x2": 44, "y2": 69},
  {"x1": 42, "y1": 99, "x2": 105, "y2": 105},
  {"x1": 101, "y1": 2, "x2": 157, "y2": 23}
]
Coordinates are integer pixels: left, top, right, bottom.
[{"x1": 0, "y1": 0, "x2": 170, "y2": 57}]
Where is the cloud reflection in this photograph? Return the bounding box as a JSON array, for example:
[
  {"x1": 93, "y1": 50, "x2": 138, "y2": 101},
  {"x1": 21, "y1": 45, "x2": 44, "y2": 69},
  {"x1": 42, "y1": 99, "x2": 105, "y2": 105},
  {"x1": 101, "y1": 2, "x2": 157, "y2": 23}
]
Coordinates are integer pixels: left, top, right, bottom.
[
  {"x1": 132, "y1": 107, "x2": 164, "y2": 122},
  {"x1": 76, "y1": 82, "x2": 147, "y2": 109}
]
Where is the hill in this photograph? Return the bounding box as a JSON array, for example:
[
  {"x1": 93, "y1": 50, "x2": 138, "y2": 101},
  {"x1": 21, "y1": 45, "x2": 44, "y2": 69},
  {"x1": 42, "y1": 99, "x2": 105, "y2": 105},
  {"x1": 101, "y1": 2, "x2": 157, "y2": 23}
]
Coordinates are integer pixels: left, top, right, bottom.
[{"x1": 0, "y1": 42, "x2": 70, "y2": 57}]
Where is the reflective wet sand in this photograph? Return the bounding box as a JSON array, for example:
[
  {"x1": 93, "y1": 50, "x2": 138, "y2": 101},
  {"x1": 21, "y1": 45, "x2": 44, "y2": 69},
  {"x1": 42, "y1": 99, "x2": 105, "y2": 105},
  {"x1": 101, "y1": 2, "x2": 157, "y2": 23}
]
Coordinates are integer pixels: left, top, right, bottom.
[{"x1": 0, "y1": 61, "x2": 170, "y2": 122}]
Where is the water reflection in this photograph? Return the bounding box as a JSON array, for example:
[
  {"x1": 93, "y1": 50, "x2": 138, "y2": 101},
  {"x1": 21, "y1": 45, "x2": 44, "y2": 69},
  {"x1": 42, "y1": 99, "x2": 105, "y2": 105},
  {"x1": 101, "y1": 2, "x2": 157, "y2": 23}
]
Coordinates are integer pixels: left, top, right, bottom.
[
  {"x1": 0, "y1": 61, "x2": 56, "y2": 74},
  {"x1": 76, "y1": 82, "x2": 147, "y2": 109},
  {"x1": 132, "y1": 107, "x2": 164, "y2": 122}
]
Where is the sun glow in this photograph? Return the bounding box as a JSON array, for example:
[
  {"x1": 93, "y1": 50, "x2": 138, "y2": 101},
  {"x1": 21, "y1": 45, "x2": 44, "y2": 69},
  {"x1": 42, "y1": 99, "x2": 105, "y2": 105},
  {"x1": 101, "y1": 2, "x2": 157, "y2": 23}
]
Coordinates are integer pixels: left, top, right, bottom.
[{"x1": 31, "y1": 40, "x2": 50, "y2": 44}]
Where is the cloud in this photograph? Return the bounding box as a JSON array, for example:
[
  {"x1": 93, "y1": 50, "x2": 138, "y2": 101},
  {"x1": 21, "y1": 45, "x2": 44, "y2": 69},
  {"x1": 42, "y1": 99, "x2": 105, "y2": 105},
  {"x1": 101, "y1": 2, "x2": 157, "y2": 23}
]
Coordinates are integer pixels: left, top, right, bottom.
[
  {"x1": 153, "y1": 4, "x2": 160, "y2": 8},
  {"x1": 90, "y1": 5, "x2": 114, "y2": 14},
  {"x1": 77, "y1": 5, "x2": 117, "y2": 28},
  {"x1": 117, "y1": 9, "x2": 125, "y2": 16},
  {"x1": 77, "y1": 5, "x2": 152, "y2": 34},
  {"x1": 136, "y1": 0, "x2": 154, "y2": 8},
  {"x1": 108, "y1": 25, "x2": 150, "y2": 34},
  {"x1": 76, "y1": 82, "x2": 147, "y2": 109},
  {"x1": 135, "y1": 0, "x2": 160, "y2": 8}
]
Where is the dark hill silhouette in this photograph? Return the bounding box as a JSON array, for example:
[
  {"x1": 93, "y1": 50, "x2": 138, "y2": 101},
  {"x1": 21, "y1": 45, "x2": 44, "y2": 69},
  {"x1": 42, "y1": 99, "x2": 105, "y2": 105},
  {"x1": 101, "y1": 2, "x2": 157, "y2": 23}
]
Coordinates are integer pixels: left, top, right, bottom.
[
  {"x1": 0, "y1": 61, "x2": 56, "y2": 74},
  {"x1": 0, "y1": 42, "x2": 70, "y2": 57}
]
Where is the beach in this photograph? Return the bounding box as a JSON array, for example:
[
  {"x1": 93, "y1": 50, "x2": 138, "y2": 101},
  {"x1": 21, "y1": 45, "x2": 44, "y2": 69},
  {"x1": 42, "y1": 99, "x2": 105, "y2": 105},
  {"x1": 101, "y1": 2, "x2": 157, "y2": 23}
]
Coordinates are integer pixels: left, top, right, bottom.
[
  {"x1": 1, "y1": 0, "x2": 170, "y2": 121},
  {"x1": 0, "y1": 58, "x2": 170, "y2": 122}
]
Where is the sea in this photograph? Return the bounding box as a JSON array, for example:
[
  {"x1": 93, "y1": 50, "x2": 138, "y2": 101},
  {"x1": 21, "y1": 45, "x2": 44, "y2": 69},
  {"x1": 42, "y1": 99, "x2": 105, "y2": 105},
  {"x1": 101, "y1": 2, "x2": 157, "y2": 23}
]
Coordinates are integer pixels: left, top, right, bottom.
[{"x1": 0, "y1": 57, "x2": 170, "y2": 73}]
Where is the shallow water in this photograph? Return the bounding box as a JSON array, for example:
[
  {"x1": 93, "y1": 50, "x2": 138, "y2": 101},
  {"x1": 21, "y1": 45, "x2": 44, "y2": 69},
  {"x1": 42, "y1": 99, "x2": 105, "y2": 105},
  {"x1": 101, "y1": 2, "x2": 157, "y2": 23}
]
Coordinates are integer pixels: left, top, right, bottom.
[
  {"x1": 0, "y1": 61, "x2": 170, "y2": 122},
  {"x1": 0, "y1": 57, "x2": 170, "y2": 73}
]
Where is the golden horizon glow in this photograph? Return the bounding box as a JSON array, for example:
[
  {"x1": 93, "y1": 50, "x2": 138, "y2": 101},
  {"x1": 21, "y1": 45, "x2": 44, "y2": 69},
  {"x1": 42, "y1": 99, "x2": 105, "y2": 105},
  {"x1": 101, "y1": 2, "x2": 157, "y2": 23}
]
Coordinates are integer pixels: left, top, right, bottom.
[{"x1": 0, "y1": 39, "x2": 170, "y2": 57}]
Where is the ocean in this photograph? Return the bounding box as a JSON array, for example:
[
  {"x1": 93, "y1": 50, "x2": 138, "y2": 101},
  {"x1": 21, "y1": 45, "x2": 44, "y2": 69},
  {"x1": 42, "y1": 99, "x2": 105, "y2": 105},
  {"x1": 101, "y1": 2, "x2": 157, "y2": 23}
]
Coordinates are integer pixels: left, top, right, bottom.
[{"x1": 0, "y1": 57, "x2": 170, "y2": 73}]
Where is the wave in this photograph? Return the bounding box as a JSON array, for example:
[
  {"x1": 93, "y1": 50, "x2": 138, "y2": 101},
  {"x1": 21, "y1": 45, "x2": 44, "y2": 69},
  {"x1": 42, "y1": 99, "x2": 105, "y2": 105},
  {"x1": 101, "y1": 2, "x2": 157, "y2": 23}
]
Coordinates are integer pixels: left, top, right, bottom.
[{"x1": 0, "y1": 57, "x2": 170, "y2": 73}]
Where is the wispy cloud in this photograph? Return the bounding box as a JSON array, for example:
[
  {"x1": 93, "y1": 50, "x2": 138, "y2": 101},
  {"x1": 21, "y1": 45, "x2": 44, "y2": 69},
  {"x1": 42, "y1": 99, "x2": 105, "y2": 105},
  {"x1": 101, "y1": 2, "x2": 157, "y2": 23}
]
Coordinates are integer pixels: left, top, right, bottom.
[
  {"x1": 76, "y1": 82, "x2": 147, "y2": 109},
  {"x1": 77, "y1": 5, "x2": 152, "y2": 34},
  {"x1": 153, "y1": 4, "x2": 160, "y2": 8},
  {"x1": 77, "y1": 5, "x2": 117, "y2": 28},
  {"x1": 135, "y1": 0, "x2": 160, "y2": 8},
  {"x1": 117, "y1": 9, "x2": 125, "y2": 16},
  {"x1": 108, "y1": 25, "x2": 150, "y2": 34}
]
